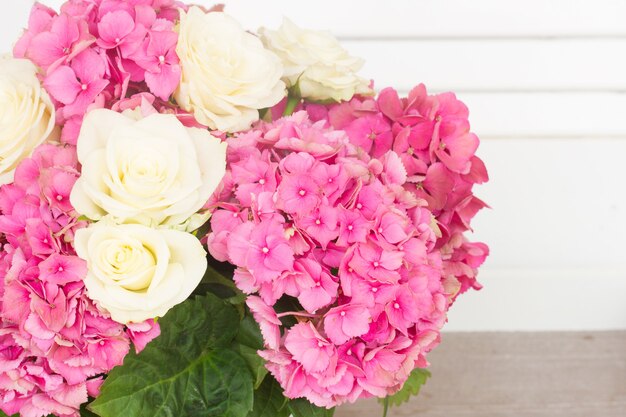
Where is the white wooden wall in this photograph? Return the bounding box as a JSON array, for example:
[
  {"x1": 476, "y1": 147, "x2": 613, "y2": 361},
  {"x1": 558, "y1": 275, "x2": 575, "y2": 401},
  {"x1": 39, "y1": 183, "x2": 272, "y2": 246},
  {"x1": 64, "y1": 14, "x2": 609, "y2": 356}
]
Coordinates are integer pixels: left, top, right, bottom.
[{"x1": 2, "y1": 0, "x2": 625, "y2": 331}]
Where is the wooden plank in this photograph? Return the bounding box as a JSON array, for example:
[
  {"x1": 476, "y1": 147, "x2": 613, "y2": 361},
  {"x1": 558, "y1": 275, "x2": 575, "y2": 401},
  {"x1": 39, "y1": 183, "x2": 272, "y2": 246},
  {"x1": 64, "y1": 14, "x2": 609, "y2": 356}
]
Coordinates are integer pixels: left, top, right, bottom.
[
  {"x1": 345, "y1": 39, "x2": 626, "y2": 91},
  {"x1": 336, "y1": 332, "x2": 626, "y2": 417},
  {"x1": 410, "y1": 92, "x2": 626, "y2": 138},
  {"x1": 470, "y1": 138, "x2": 626, "y2": 270},
  {"x1": 222, "y1": 0, "x2": 626, "y2": 38}
]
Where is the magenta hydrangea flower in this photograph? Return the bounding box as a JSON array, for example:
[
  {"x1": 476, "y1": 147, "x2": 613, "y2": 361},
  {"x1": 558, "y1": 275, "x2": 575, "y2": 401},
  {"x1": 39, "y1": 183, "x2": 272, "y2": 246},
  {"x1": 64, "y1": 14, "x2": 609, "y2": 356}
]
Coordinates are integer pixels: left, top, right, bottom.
[{"x1": 206, "y1": 86, "x2": 488, "y2": 408}]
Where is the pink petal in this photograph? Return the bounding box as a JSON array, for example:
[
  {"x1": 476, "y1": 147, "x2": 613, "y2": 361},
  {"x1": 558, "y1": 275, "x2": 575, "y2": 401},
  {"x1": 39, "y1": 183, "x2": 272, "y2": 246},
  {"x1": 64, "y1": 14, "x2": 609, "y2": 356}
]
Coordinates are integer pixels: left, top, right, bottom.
[
  {"x1": 44, "y1": 66, "x2": 81, "y2": 104},
  {"x1": 378, "y1": 88, "x2": 404, "y2": 120},
  {"x1": 145, "y1": 64, "x2": 181, "y2": 100},
  {"x1": 98, "y1": 10, "x2": 135, "y2": 45},
  {"x1": 71, "y1": 49, "x2": 105, "y2": 83},
  {"x1": 27, "y1": 32, "x2": 63, "y2": 68},
  {"x1": 51, "y1": 13, "x2": 79, "y2": 47},
  {"x1": 62, "y1": 79, "x2": 108, "y2": 117}
]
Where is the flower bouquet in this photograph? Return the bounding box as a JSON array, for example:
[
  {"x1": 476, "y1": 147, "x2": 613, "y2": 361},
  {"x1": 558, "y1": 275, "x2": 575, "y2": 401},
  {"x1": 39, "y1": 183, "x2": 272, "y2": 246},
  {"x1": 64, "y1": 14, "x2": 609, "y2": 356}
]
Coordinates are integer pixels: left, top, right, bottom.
[{"x1": 0, "y1": 1, "x2": 489, "y2": 417}]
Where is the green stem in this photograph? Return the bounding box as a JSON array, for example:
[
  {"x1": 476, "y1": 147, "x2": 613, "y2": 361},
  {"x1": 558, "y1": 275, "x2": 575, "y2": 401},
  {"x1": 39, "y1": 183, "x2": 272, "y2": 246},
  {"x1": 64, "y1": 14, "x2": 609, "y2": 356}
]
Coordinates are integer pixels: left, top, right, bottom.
[
  {"x1": 382, "y1": 397, "x2": 389, "y2": 417},
  {"x1": 283, "y1": 95, "x2": 300, "y2": 116}
]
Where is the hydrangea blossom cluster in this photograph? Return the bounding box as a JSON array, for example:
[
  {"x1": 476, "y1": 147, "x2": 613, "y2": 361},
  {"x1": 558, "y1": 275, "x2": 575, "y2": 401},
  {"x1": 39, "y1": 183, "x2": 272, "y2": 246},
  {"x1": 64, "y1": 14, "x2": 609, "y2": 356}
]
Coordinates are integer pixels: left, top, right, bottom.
[
  {"x1": 13, "y1": 0, "x2": 187, "y2": 144},
  {"x1": 0, "y1": 143, "x2": 160, "y2": 417},
  {"x1": 315, "y1": 84, "x2": 490, "y2": 295},
  {"x1": 206, "y1": 85, "x2": 488, "y2": 407}
]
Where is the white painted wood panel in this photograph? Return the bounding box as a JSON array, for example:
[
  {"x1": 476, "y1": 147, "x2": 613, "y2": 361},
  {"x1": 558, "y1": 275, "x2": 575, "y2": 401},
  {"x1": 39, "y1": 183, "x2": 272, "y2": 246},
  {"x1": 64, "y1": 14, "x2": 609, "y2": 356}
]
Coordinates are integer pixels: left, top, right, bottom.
[
  {"x1": 471, "y1": 138, "x2": 626, "y2": 270},
  {"x1": 445, "y1": 269, "x2": 626, "y2": 331},
  {"x1": 224, "y1": 0, "x2": 626, "y2": 38},
  {"x1": 7, "y1": 1, "x2": 626, "y2": 41},
  {"x1": 427, "y1": 92, "x2": 626, "y2": 138},
  {"x1": 347, "y1": 39, "x2": 626, "y2": 91}
]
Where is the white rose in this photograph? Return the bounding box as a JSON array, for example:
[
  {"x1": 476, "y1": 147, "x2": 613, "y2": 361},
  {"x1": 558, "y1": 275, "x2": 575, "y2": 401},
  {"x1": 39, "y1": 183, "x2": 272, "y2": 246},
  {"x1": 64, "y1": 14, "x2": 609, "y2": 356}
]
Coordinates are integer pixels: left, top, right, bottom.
[
  {"x1": 70, "y1": 108, "x2": 227, "y2": 228},
  {"x1": 260, "y1": 19, "x2": 372, "y2": 102},
  {"x1": 175, "y1": 7, "x2": 286, "y2": 132},
  {"x1": 0, "y1": 57, "x2": 57, "y2": 184},
  {"x1": 74, "y1": 220, "x2": 207, "y2": 324}
]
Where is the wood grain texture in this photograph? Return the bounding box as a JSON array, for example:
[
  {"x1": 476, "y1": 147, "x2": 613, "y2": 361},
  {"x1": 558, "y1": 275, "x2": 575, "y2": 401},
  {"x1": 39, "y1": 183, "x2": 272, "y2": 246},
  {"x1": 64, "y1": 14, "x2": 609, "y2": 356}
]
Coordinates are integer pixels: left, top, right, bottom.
[{"x1": 336, "y1": 332, "x2": 626, "y2": 417}]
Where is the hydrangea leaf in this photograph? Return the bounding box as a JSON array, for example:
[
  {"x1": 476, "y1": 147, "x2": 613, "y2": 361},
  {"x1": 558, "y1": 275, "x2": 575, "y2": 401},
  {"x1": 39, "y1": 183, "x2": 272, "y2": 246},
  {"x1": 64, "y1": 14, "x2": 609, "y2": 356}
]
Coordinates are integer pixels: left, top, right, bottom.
[
  {"x1": 288, "y1": 398, "x2": 335, "y2": 417},
  {"x1": 233, "y1": 314, "x2": 268, "y2": 389},
  {"x1": 80, "y1": 402, "x2": 99, "y2": 417},
  {"x1": 89, "y1": 294, "x2": 253, "y2": 417},
  {"x1": 380, "y1": 368, "x2": 431, "y2": 407},
  {"x1": 247, "y1": 376, "x2": 289, "y2": 417}
]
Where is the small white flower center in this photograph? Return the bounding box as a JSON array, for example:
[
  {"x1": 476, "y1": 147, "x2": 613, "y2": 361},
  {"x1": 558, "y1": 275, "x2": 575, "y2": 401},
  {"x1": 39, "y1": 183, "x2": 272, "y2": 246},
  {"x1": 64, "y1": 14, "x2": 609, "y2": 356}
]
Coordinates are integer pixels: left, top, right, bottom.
[
  {"x1": 262, "y1": 247, "x2": 269, "y2": 254},
  {"x1": 299, "y1": 189, "x2": 306, "y2": 196},
  {"x1": 394, "y1": 302, "x2": 400, "y2": 309}
]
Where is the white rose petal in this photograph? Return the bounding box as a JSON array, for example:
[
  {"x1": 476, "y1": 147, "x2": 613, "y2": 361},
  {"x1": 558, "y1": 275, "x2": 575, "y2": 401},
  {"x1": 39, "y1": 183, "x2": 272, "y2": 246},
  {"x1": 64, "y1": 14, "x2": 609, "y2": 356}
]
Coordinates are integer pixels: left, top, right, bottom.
[
  {"x1": 260, "y1": 18, "x2": 373, "y2": 102},
  {"x1": 0, "y1": 57, "x2": 58, "y2": 184},
  {"x1": 175, "y1": 7, "x2": 286, "y2": 132},
  {"x1": 70, "y1": 108, "x2": 227, "y2": 228},
  {"x1": 75, "y1": 220, "x2": 208, "y2": 324}
]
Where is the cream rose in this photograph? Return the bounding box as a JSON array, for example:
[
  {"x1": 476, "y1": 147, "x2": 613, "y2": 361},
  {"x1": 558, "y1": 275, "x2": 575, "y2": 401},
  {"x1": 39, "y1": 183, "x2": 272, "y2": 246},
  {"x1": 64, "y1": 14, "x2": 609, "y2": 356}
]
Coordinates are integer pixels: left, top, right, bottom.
[
  {"x1": 260, "y1": 19, "x2": 372, "y2": 102},
  {"x1": 174, "y1": 7, "x2": 286, "y2": 132},
  {"x1": 74, "y1": 220, "x2": 207, "y2": 324},
  {"x1": 0, "y1": 57, "x2": 57, "y2": 184},
  {"x1": 70, "y1": 108, "x2": 227, "y2": 228}
]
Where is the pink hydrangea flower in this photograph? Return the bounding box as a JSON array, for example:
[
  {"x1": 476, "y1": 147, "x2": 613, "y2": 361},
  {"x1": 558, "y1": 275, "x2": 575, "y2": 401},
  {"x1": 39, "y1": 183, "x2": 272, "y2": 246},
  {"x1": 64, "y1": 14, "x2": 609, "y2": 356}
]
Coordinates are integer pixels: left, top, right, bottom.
[
  {"x1": 206, "y1": 88, "x2": 488, "y2": 408},
  {"x1": 0, "y1": 143, "x2": 160, "y2": 417},
  {"x1": 15, "y1": 0, "x2": 184, "y2": 143}
]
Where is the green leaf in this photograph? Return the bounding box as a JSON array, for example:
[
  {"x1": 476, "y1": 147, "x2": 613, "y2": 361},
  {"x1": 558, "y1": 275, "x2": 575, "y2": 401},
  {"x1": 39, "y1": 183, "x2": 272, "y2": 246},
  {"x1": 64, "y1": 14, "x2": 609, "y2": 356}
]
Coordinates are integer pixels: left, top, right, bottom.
[
  {"x1": 247, "y1": 376, "x2": 289, "y2": 417},
  {"x1": 89, "y1": 294, "x2": 253, "y2": 417},
  {"x1": 195, "y1": 263, "x2": 246, "y2": 307},
  {"x1": 0, "y1": 411, "x2": 17, "y2": 417},
  {"x1": 233, "y1": 314, "x2": 268, "y2": 389},
  {"x1": 379, "y1": 368, "x2": 431, "y2": 407},
  {"x1": 80, "y1": 401, "x2": 99, "y2": 417},
  {"x1": 288, "y1": 398, "x2": 335, "y2": 417}
]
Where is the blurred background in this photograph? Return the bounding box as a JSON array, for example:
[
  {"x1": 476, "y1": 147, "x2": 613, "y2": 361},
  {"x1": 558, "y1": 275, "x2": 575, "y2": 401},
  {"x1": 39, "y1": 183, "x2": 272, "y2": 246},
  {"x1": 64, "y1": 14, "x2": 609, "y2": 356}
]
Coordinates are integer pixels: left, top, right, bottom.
[
  {"x1": 2, "y1": 1, "x2": 625, "y2": 416},
  {"x1": 3, "y1": 0, "x2": 624, "y2": 333}
]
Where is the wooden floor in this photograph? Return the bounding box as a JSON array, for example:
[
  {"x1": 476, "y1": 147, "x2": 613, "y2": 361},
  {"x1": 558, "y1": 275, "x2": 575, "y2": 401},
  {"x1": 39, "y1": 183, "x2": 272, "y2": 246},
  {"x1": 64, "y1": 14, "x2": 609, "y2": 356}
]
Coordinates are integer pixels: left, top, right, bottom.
[{"x1": 336, "y1": 332, "x2": 626, "y2": 417}]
